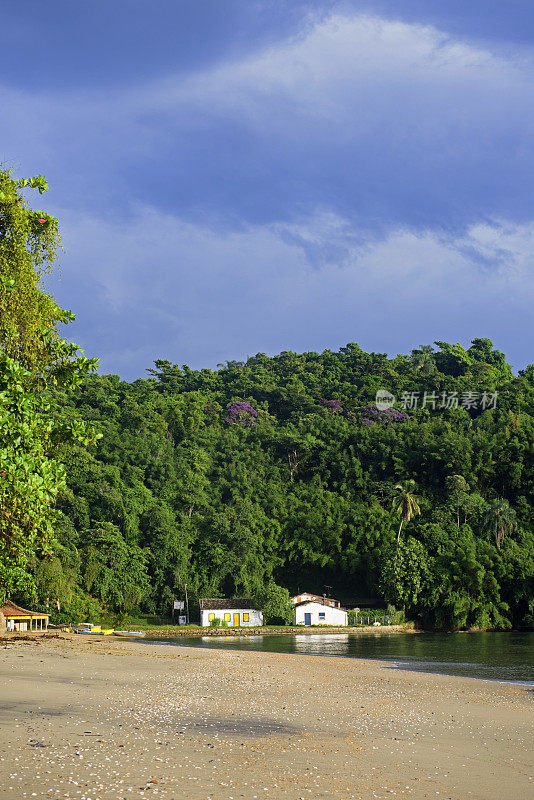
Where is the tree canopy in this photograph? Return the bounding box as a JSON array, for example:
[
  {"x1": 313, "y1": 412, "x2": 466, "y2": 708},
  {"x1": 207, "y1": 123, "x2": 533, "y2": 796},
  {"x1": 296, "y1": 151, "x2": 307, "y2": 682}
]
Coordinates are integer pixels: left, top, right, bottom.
[
  {"x1": 0, "y1": 168, "x2": 99, "y2": 597},
  {"x1": 44, "y1": 338, "x2": 534, "y2": 629},
  {"x1": 2, "y1": 168, "x2": 531, "y2": 629}
]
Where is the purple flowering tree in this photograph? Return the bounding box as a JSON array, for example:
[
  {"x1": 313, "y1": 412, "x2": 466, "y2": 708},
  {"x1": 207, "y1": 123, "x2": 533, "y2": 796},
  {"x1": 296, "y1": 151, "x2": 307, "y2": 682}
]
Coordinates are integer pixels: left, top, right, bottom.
[
  {"x1": 320, "y1": 399, "x2": 408, "y2": 426},
  {"x1": 224, "y1": 401, "x2": 259, "y2": 428},
  {"x1": 319, "y1": 399, "x2": 343, "y2": 413},
  {"x1": 359, "y1": 405, "x2": 408, "y2": 426}
]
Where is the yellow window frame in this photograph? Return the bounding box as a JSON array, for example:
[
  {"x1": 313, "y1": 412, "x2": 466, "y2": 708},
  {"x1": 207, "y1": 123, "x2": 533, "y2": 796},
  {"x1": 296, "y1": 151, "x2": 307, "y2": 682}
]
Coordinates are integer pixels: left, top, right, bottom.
[
  {"x1": 243, "y1": 613, "x2": 249, "y2": 622},
  {"x1": 224, "y1": 613, "x2": 231, "y2": 622},
  {"x1": 208, "y1": 613, "x2": 215, "y2": 622}
]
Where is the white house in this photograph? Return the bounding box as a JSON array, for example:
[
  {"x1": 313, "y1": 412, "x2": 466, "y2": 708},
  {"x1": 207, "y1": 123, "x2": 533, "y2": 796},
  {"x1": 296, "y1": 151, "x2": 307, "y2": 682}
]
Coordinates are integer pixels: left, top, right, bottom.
[
  {"x1": 199, "y1": 598, "x2": 263, "y2": 627},
  {"x1": 293, "y1": 599, "x2": 348, "y2": 626}
]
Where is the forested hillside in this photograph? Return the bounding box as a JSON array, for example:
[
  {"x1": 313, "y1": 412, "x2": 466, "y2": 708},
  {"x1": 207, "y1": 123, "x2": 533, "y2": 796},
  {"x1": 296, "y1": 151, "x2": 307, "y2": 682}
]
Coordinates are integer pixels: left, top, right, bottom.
[{"x1": 42, "y1": 339, "x2": 534, "y2": 629}]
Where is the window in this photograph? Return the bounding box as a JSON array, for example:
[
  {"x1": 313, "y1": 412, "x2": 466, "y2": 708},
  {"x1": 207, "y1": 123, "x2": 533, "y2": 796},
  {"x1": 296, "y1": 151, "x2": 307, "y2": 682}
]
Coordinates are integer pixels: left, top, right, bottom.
[
  {"x1": 243, "y1": 613, "x2": 249, "y2": 622},
  {"x1": 319, "y1": 612, "x2": 325, "y2": 620},
  {"x1": 208, "y1": 613, "x2": 215, "y2": 622},
  {"x1": 224, "y1": 613, "x2": 231, "y2": 622}
]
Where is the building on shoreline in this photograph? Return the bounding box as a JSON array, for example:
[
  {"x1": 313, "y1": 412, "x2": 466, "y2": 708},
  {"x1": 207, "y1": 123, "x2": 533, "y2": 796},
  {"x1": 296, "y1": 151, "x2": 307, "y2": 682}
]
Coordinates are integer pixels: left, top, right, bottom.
[
  {"x1": 0, "y1": 600, "x2": 49, "y2": 632},
  {"x1": 292, "y1": 593, "x2": 348, "y2": 626},
  {"x1": 199, "y1": 598, "x2": 263, "y2": 627}
]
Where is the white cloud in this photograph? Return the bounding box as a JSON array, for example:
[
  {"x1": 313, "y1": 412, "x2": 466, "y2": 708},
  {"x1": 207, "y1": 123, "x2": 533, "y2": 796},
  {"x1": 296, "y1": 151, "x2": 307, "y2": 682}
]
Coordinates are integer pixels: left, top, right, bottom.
[
  {"x1": 46, "y1": 206, "x2": 534, "y2": 377},
  {"x1": 1, "y1": 11, "x2": 533, "y2": 215},
  {"x1": 147, "y1": 13, "x2": 533, "y2": 142},
  {"x1": 5, "y1": 10, "x2": 534, "y2": 375}
]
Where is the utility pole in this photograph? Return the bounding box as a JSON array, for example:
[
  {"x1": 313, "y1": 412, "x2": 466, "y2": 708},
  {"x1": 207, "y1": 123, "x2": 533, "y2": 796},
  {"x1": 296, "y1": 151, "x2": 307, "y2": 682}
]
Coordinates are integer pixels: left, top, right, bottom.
[{"x1": 185, "y1": 583, "x2": 189, "y2": 625}]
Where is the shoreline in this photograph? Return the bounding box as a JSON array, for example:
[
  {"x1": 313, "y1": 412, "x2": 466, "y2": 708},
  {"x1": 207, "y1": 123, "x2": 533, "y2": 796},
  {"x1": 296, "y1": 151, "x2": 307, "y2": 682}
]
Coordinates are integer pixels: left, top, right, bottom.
[
  {"x1": 5, "y1": 630, "x2": 532, "y2": 686},
  {"x1": 139, "y1": 631, "x2": 534, "y2": 688},
  {"x1": 1, "y1": 634, "x2": 532, "y2": 799},
  {"x1": 141, "y1": 623, "x2": 413, "y2": 637}
]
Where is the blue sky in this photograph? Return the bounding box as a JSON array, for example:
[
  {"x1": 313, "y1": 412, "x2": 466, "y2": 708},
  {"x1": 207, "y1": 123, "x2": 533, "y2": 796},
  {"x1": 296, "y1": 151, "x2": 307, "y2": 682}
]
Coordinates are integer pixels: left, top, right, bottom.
[{"x1": 2, "y1": 1, "x2": 534, "y2": 378}]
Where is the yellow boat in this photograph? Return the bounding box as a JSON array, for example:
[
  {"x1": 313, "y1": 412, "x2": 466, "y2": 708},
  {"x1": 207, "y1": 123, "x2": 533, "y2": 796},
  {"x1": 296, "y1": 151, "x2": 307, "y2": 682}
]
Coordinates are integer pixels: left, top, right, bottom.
[{"x1": 73, "y1": 623, "x2": 114, "y2": 635}]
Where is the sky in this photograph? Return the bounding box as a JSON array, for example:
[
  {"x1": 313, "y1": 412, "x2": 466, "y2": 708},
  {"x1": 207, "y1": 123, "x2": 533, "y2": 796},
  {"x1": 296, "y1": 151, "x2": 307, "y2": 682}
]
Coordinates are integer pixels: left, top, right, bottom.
[{"x1": 2, "y1": 0, "x2": 534, "y2": 379}]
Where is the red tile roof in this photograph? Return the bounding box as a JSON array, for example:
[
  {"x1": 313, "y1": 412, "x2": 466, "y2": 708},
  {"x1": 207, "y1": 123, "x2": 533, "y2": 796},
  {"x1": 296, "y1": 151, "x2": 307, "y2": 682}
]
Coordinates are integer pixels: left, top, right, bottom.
[
  {"x1": 291, "y1": 593, "x2": 340, "y2": 607},
  {"x1": 199, "y1": 598, "x2": 258, "y2": 611},
  {"x1": 0, "y1": 600, "x2": 49, "y2": 618}
]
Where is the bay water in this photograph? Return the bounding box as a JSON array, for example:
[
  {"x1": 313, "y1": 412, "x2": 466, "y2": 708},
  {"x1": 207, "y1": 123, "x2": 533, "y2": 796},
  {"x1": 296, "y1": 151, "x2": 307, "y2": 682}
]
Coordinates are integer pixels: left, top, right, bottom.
[{"x1": 145, "y1": 630, "x2": 534, "y2": 684}]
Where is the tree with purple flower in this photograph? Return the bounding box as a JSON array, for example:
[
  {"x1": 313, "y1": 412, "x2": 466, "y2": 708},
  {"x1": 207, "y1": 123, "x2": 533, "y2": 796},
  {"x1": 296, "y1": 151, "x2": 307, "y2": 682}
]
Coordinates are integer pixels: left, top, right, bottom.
[
  {"x1": 224, "y1": 400, "x2": 259, "y2": 427},
  {"x1": 358, "y1": 404, "x2": 408, "y2": 425},
  {"x1": 319, "y1": 399, "x2": 343, "y2": 413}
]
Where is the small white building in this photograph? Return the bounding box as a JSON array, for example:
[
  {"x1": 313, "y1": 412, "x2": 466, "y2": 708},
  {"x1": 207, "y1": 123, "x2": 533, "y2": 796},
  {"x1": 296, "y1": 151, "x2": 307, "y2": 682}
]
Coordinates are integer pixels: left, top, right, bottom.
[
  {"x1": 199, "y1": 598, "x2": 263, "y2": 627},
  {"x1": 293, "y1": 599, "x2": 348, "y2": 627}
]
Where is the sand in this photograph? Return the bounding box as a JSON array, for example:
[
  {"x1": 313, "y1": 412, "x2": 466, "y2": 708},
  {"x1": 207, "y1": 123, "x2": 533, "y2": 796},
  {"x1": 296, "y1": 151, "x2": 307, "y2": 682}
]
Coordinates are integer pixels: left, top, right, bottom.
[{"x1": 0, "y1": 634, "x2": 532, "y2": 800}]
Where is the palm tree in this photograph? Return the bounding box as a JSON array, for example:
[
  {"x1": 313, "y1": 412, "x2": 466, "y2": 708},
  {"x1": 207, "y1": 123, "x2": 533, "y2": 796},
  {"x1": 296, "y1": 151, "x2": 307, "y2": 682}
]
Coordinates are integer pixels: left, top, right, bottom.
[
  {"x1": 481, "y1": 499, "x2": 517, "y2": 550},
  {"x1": 410, "y1": 345, "x2": 437, "y2": 375},
  {"x1": 392, "y1": 480, "x2": 421, "y2": 551}
]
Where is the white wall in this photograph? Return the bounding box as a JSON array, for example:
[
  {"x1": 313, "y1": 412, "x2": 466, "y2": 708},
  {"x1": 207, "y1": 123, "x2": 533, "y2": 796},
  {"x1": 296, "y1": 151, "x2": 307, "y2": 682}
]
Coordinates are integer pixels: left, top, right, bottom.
[
  {"x1": 201, "y1": 608, "x2": 264, "y2": 627},
  {"x1": 294, "y1": 602, "x2": 348, "y2": 626}
]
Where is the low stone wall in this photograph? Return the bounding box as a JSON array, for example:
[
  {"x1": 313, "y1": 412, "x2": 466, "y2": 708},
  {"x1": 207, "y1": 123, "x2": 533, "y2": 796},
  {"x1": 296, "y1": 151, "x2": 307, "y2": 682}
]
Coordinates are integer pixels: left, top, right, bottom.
[{"x1": 144, "y1": 624, "x2": 412, "y2": 637}]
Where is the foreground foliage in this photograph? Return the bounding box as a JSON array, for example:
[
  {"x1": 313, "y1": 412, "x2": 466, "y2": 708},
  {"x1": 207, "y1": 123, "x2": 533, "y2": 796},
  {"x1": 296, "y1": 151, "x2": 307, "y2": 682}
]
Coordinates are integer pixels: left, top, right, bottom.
[{"x1": 0, "y1": 169, "x2": 99, "y2": 597}]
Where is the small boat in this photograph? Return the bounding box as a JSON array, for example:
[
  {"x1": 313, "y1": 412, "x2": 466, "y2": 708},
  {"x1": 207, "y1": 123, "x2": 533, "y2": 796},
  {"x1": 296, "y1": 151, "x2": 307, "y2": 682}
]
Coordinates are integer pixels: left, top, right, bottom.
[
  {"x1": 73, "y1": 623, "x2": 114, "y2": 635},
  {"x1": 113, "y1": 630, "x2": 146, "y2": 638},
  {"x1": 74, "y1": 627, "x2": 103, "y2": 635}
]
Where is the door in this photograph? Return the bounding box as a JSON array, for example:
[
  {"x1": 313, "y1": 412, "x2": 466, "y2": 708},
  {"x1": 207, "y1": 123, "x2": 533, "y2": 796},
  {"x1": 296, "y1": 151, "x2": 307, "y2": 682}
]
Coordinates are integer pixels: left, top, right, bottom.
[
  {"x1": 304, "y1": 613, "x2": 311, "y2": 626},
  {"x1": 233, "y1": 613, "x2": 240, "y2": 627}
]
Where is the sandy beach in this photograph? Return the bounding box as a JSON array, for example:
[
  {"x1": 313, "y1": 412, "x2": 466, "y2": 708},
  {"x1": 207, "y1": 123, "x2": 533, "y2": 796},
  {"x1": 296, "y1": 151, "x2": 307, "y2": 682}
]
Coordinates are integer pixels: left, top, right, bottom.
[{"x1": 0, "y1": 634, "x2": 532, "y2": 800}]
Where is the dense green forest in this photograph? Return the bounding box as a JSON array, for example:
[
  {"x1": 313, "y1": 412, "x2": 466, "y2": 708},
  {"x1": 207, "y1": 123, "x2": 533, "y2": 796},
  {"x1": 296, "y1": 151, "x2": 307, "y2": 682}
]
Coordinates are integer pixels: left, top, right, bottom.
[
  {"x1": 37, "y1": 338, "x2": 534, "y2": 629},
  {"x1": 4, "y1": 169, "x2": 531, "y2": 631}
]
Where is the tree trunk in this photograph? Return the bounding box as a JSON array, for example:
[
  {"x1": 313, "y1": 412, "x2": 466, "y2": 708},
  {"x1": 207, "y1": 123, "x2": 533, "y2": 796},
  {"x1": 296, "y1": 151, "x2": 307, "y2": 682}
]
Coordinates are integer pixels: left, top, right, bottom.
[
  {"x1": 396, "y1": 519, "x2": 404, "y2": 551},
  {"x1": 495, "y1": 527, "x2": 503, "y2": 550}
]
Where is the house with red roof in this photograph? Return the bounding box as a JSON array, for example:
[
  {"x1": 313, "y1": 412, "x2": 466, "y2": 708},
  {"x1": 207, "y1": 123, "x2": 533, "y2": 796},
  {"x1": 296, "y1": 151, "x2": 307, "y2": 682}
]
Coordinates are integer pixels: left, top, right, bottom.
[{"x1": 0, "y1": 600, "x2": 49, "y2": 632}]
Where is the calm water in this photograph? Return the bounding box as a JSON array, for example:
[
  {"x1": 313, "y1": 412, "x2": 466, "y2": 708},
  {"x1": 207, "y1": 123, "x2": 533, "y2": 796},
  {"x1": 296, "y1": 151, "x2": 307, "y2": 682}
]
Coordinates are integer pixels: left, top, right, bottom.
[{"x1": 145, "y1": 631, "x2": 534, "y2": 684}]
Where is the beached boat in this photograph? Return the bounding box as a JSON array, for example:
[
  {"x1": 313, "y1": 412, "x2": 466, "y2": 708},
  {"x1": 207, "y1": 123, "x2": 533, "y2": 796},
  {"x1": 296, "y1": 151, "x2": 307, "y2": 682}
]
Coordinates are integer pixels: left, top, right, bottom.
[
  {"x1": 73, "y1": 623, "x2": 114, "y2": 635},
  {"x1": 73, "y1": 623, "x2": 99, "y2": 633},
  {"x1": 74, "y1": 630, "x2": 115, "y2": 635},
  {"x1": 113, "y1": 630, "x2": 146, "y2": 638}
]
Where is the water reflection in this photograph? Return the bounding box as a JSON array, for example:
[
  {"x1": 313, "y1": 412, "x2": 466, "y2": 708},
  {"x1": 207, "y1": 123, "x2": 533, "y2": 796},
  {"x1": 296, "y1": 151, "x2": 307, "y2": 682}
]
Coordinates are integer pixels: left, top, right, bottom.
[
  {"x1": 293, "y1": 633, "x2": 349, "y2": 654},
  {"x1": 201, "y1": 635, "x2": 265, "y2": 644},
  {"x1": 147, "y1": 631, "x2": 534, "y2": 684}
]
